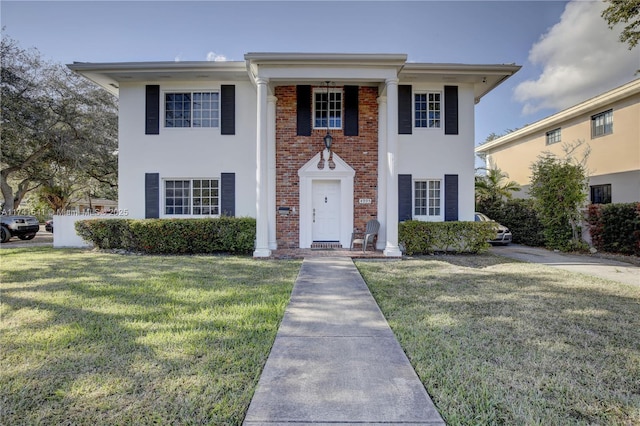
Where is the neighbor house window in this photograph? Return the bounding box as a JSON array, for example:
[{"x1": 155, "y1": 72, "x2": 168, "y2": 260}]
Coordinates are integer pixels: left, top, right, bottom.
[
  {"x1": 415, "y1": 92, "x2": 441, "y2": 128},
  {"x1": 313, "y1": 88, "x2": 342, "y2": 129},
  {"x1": 591, "y1": 109, "x2": 613, "y2": 138},
  {"x1": 546, "y1": 128, "x2": 561, "y2": 145},
  {"x1": 165, "y1": 92, "x2": 219, "y2": 128},
  {"x1": 414, "y1": 180, "x2": 441, "y2": 216},
  {"x1": 590, "y1": 184, "x2": 612, "y2": 204},
  {"x1": 165, "y1": 179, "x2": 219, "y2": 215}
]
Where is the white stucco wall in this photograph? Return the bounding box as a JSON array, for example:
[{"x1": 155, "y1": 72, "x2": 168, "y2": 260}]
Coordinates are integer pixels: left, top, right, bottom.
[
  {"x1": 397, "y1": 83, "x2": 476, "y2": 221},
  {"x1": 117, "y1": 80, "x2": 257, "y2": 219},
  {"x1": 53, "y1": 214, "x2": 94, "y2": 248}
]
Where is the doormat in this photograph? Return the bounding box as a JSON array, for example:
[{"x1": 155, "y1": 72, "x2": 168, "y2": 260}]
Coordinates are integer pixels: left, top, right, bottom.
[{"x1": 311, "y1": 242, "x2": 342, "y2": 250}]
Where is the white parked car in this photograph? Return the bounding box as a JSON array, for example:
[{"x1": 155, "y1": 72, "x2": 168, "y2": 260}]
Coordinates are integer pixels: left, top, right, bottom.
[{"x1": 475, "y1": 212, "x2": 512, "y2": 245}]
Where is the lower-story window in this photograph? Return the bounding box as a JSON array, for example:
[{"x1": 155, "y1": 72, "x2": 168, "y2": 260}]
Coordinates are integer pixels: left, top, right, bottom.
[
  {"x1": 165, "y1": 178, "x2": 220, "y2": 215},
  {"x1": 590, "y1": 184, "x2": 611, "y2": 204},
  {"x1": 414, "y1": 180, "x2": 441, "y2": 217}
]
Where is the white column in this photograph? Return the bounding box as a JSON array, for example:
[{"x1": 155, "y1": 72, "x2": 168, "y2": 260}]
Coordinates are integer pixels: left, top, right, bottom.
[
  {"x1": 384, "y1": 79, "x2": 402, "y2": 257},
  {"x1": 377, "y1": 95, "x2": 387, "y2": 251},
  {"x1": 267, "y1": 95, "x2": 278, "y2": 250},
  {"x1": 254, "y1": 78, "x2": 271, "y2": 257}
]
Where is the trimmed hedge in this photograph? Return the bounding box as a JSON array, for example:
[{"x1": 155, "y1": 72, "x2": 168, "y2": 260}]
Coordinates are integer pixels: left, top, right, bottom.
[
  {"x1": 399, "y1": 221, "x2": 496, "y2": 255},
  {"x1": 586, "y1": 203, "x2": 640, "y2": 256},
  {"x1": 75, "y1": 217, "x2": 256, "y2": 255}
]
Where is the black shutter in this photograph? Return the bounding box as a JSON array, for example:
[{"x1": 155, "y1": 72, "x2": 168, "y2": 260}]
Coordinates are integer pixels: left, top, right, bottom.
[
  {"x1": 398, "y1": 85, "x2": 412, "y2": 135},
  {"x1": 296, "y1": 85, "x2": 312, "y2": 136},
  {"x1": 398, "y1": 174, "x2": 413, "y2": 222},
  {"x1": 220, "y1": 173, "x2": 235, "y2": 217},
  {"x1": 344, "y1": 85, "x2": 359, "y2": 136},
  {"x1": 220, "y1": 85, "x2": 235, "y2": 135},
  {"x1": 145, "y1": 173, "x2": 160, "y2": 218},
  {"x1": 145, "y1": 85, "x2": 160, "y2": 135},
  {"x1": 444, "y1": 174, "x2": 458, "y2": 221},
  {"x1": 444, "y1": 85, "x2": 459, "y2": 135}
]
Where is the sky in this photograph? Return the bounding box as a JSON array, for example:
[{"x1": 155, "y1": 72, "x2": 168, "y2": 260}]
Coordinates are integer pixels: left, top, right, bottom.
[{"x1": 2, "y1": 0, "x2": 639, "y2": 156}]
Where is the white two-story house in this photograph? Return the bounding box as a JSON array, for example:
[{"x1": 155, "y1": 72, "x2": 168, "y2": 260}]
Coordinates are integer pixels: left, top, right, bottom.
[{"x1": 69, "y1": 53, "x2": 520, "y2": 256}]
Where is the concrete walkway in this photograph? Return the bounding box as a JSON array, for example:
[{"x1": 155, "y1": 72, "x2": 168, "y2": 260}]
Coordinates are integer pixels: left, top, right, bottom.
[
  {"x1": 243, "y1": 257, "x2": 444, "y2": 425},
  {"x1": 490, "y1": 244, "x2": 639, "y2": 287}
]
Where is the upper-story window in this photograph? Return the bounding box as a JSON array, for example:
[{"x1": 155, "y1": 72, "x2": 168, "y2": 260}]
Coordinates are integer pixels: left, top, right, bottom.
[
  {"x1": 165, "y1": 92, "x2": 219, "y2": 128},
  {"x1": 546, "y1": 128, "x2": 561, "y2": 145},
  {"x1": 414, "y1": 180, "x2": 441, "y2": 217},
  {"x1": 415, "y1": 92, "x2": 441, "y2": 128},
  {"x1": 313, "y1": 88, "x2": 342, "y2": 129},
  {"x1": 591, "y1": 109, "x2": 613, "y2": 138}
]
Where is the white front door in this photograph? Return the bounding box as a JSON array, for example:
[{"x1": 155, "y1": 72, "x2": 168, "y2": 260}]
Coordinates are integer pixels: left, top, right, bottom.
[{"x1": 312, "y1": 180, "x2": 341, "y2": 241}]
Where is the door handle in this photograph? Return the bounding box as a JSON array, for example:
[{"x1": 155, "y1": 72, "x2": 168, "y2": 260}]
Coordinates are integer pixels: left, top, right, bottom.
[{"x1": 313, "y1": 208, "x2": 315, "y2": 223}]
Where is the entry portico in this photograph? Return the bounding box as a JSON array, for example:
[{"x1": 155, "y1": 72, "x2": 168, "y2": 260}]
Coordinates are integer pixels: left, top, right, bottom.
[{"x1": 246, "y1": 53, "x2": 407, "y2": 257}]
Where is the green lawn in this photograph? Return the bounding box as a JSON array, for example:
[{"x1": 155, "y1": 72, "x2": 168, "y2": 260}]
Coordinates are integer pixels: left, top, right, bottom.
[
  {"x1": 3, "y1": 248, "x2": 639, "y2": 425},
  {"x1": 356, "y1": 255, "x2": 640, "y2": 425},
  {"x1": 1, "y1": 247, "x2": 300, "y2": 425}
]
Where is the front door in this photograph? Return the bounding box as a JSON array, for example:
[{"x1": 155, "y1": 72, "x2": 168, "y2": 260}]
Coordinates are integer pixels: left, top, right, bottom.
[{"x1": 312, "y1": 180, "x2": 341, "y2": 241}]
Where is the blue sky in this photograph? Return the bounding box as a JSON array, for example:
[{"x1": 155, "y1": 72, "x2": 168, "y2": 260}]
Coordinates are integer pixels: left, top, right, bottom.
[{"x1": 2, "y1": 0, "x2": 639, "y2": 156}]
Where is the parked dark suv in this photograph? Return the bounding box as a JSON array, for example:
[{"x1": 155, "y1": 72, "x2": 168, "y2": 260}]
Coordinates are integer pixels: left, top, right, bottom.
[{"x1": 1, "y1": 215, "x2": 40, "y2": 243}]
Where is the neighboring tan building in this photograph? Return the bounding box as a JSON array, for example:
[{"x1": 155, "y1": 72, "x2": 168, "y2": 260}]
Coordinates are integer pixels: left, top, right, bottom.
[
  {"x1": 69, "y1": 53, "x2": 520, "y2": 256},
  {"x1": 475, "y1": 78, "x2": 640, "y2": 204}
]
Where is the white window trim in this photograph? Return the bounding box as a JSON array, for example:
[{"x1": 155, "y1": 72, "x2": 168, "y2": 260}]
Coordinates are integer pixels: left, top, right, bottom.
[
  {"x1": 591, "y1": 109, "x2": 613, "y2": 138},
  {"x1": 545, "y1": 128, "x2": 561, "y2": 145},
  {"x1": 412, "y1": 178, "x2": 443, "y2": 221},
  {"x1": 312, "y1": 87, "x2": 343, "y2": 130},
  {"x1": 162, "y1": 89, "x2": 220, "y2": 130},
  {"x1": 162, "y1": 177, "x2": 221, "y2": 218},
  {"x1": 413, "y1": 90, "x2": 442, "y2": 130}
]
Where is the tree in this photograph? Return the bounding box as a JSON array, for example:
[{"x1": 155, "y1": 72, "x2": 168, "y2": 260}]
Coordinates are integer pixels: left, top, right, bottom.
[
  {"x1": 529, "y1": 153, "x2": 589, "y2": 251},
  {"x1": 1, "y1": 34, "x2": 117, "y2": 211},
  {"x1": 602, "y1": 0, "x2": 640, "y2": 49},
  {"x1": 475, "y1": 167, "x2": 520, "y2": 212}
]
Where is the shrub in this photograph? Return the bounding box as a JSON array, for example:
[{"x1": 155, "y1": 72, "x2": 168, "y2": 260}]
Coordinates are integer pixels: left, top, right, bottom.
[
  {"x1": 75, "y1": 217, "x2": 256, "y2": 255},
  {"x1": 399, "y1": 221, "x2": 496, "y2": 255},
  {"x1": 586, "y1": 203, "x2": 640, "y2": 255},
  {"x1": 478, "y1": 198, "x2": 545, "y2": 247}
]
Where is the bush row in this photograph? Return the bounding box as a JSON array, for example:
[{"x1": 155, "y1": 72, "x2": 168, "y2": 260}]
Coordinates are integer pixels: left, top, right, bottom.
[
  {"x1": 586, "y1": 203, "x2": 640, "y2": 256},
  {"x1": 399, "y1": 221, "x2": 496, "y2": 255},
  {"x1": 75, "y1": 217, "x2": 256, "y2": 254},
  {"x1": 477, "y1": 198, "x2": 546, "y2": 247}
]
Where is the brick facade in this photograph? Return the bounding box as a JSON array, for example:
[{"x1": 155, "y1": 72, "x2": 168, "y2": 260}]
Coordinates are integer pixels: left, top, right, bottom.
[{"x1": 275, "y1": 85, "x2": 379, "y2": 248}]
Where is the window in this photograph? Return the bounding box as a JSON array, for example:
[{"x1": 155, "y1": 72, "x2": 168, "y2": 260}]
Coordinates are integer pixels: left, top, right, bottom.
[
  {"x1": 414, "y1": 180, "x2": 441, "y2": 216},
  {"x1": 165, "y1": 179, "x2": 219, "y2": 215},
  {"x1": 313, "y1": 88, "x2": 342, "y2": 129},
  {"x1": 165, "y1": 92, "x2": 219, "y2": 128},
  {"x1": 546, "y1": 128, "x2": 561, "y2": 145},
  {"x1": 415, "y1": 92, "x2": 441, "y2": 128},
  {"x1": 590, "y1": 184, "x2": 612, "y2": 204},
  {"x1": 591, "y1": 109, "x2": 613, "y2": 138}
]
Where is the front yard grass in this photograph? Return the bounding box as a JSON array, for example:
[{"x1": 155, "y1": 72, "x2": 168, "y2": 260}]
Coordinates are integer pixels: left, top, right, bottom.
[
  {"x1": 356, "y1": 255, "x2": 640, "y2": 425},
  {"x1": 1, "y1": 247, "x2": 300, "y2": 425}
]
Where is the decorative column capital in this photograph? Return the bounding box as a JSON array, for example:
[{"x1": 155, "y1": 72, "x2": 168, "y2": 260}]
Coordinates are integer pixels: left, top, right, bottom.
[
  {"x1": 256, "y1": 77, "x2": 269, "y2": 86},
  {"x1": 385, "y1": 78, "x2": 399, "y2": 87}
]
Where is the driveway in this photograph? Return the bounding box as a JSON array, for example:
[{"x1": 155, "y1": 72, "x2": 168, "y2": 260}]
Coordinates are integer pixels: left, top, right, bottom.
[
  {"x1": 1, "y1": 225, "x2": 53, "y2": 248},
  {"x1": 490, "y1": 244, "x2": 639, "y2": 287}
]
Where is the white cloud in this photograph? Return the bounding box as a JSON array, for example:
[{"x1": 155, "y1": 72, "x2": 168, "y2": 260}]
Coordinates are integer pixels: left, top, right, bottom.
[
  {"x1": 514, "y1": 0, "x2": 639, "y2": 115},
  {"x1": 206, "y1": 51, "x2": 227, "y2": 62},
  {"x1": 174, "y1": 53, "x2": 183, "y2": 62}
]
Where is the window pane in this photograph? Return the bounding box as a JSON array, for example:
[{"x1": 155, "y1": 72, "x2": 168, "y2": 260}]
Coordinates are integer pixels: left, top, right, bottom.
[
  {"x1": 165, "y1": 180, "x2": 190, "y2": 215},
  {"x1": 191, "y1": 179, "x2": 219, "y2": 215}
]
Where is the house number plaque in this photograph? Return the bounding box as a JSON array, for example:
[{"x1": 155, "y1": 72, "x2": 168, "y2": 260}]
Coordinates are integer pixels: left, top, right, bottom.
[{"x1": 358, "y1": 199, "x2": 372, "y2": 204}]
